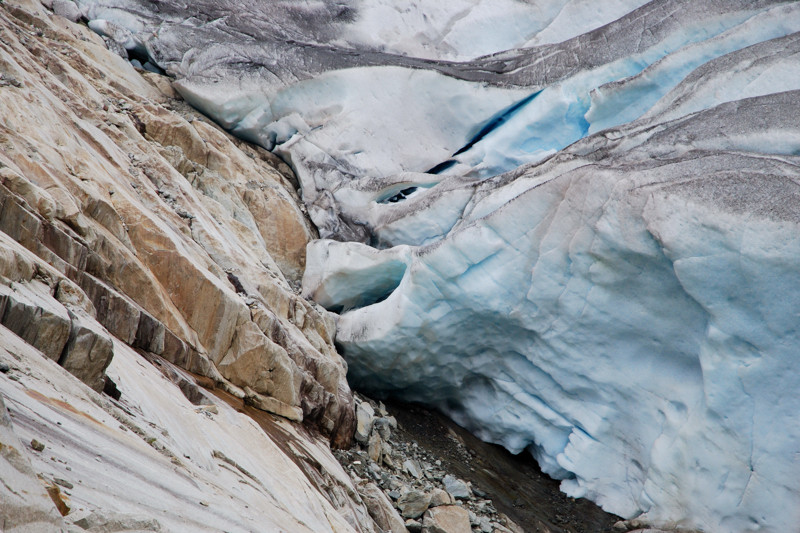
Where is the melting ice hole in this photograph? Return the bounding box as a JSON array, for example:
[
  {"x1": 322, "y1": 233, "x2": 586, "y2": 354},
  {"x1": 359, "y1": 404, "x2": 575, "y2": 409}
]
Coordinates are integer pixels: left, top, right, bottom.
[
  {"x1": 325, "y1": 259, "x2": 408, "y2": 314},
  {"x1": 383, "y1": 187, "x2": 419, "y2": 203}
]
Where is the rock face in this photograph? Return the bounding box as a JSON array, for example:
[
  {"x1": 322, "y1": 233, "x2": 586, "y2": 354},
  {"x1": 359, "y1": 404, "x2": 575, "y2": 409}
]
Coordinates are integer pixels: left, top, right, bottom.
[
  {"x1": 9, "y1": 0, "x2": 800, "y2": 532},
  {"x1": 0, "y1": 0, "x2": 379, "y2": 530},
  {"x1": 0, "y1": 0, "x2": 353, "y2": 447},
  {"x1": 0, "y1": 394, "x2": 67, "y2": 532}
]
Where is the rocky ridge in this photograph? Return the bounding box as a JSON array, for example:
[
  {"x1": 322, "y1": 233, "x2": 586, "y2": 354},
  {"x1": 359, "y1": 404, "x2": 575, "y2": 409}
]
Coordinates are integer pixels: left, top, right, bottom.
[
  {"x1": 0, "y1": 0, "x2": 353, "y2": 445},
  {"x1": 0, "y1": 0, "x2": 396, "y2": 531}
]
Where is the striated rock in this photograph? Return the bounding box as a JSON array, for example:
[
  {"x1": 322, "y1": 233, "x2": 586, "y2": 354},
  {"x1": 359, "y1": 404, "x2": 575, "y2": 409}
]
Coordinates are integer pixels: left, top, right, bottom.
[
  {"x1": 421, "y1": 506, "x2": 471, "y2": 533},
  {"x1": 0, "y1": 396, "x2": 66, "y2": 532},
  {"x1": 0, "y1": 320, "x2": 367, "y2": 532},
  {"x1": 0, "y1": 281, "x2": 71, "y2": 362},
  {"x1": 358, "y1": 482, "x2": 407, "y2": 533}
]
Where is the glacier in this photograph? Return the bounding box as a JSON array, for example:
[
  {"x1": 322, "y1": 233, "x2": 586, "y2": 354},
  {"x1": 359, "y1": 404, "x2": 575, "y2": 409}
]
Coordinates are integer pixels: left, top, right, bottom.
[{"x1": 69, "y1": 0, "x2": 800, "y2": 530}]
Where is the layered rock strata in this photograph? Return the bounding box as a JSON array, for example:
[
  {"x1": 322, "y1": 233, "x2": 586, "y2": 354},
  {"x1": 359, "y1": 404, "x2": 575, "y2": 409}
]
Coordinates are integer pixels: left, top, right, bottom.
[
  {"x1": 0, "y1": 1, "x2": 385, "y2": 530},
  {"x1": 0, "y1": 0, "x2": 353, "y2": 446}
]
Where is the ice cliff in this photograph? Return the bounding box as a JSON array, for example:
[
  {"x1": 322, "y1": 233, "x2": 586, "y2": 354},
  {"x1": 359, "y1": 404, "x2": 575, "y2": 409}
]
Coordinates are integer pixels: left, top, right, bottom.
[{"x1": 23, "y1": 0, "x2": 800, "y2": 531}]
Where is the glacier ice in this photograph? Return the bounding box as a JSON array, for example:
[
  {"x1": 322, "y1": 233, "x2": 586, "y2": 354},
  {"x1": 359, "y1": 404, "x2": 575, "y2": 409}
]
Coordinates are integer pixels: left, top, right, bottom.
[{"x1": 71, "y1": 0, "x2": 800, "y2": 530}]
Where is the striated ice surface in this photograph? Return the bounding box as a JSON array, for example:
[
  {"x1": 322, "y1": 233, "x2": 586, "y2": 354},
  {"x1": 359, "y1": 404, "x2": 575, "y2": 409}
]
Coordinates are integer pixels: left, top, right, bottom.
[{"x1": 71, "y1": 0, "x2": 800, "y2": 530}]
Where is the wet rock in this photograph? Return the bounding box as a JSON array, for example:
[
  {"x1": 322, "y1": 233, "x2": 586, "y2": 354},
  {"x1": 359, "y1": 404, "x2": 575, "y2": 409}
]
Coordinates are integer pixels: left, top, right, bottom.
[{"x1": 422, "y1": 505, "x2": 471, "y2": 533}]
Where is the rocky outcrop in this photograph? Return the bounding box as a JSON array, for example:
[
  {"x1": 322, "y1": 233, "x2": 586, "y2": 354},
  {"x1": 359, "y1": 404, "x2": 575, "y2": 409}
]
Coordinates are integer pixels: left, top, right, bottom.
[
  {"x1": 0, "y1": 0, "x2": 353, "y2": 446},
  {"x1": 0, "y1": 319, "x2": 384, "y2": 532}
]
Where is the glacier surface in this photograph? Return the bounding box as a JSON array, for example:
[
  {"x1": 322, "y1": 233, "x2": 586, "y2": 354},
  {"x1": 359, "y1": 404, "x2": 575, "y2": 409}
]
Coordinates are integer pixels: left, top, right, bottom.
[{"x1": 72, "y1": 0, "x2": 800, "y2": 530}]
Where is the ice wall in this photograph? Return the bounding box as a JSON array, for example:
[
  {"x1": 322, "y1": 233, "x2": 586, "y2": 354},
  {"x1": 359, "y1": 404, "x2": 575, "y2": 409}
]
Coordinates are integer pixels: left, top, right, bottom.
[{"x1": 70, "y1": 0, "x2": 800, "y2": 530}]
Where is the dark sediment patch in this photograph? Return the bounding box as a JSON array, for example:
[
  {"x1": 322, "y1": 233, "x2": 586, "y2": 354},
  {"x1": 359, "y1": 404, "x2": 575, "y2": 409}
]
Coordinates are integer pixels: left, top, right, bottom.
[{"x1": 385, "y1": 399, "x2": 622, "y2": 533}]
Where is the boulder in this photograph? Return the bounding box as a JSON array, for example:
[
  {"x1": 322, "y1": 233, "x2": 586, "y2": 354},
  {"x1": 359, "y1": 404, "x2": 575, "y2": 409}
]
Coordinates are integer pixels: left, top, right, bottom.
[
  {"x1": 358, "y1": 482, "x2": 407, "y2": 533},
  {"x1": 354, "y1": 400, "x2": 375, "y2": 445},
  {"x1": 442, "y1": 475, "x2": 471, "y2": 500},
  {"x1": 422, "y1": 506, "x2": 471, "y2": 533},
  {"x1": 397, "y1": 489, "x2": 431, "y2": 519}
]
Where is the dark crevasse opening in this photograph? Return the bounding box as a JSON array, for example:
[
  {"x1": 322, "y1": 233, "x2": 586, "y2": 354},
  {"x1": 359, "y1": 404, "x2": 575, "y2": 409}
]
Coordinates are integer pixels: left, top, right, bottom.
[
  {"x1": 424, "y1": 90, "x2": 542, "y2": 175},
  {"x1": 453, "y1": 90, "x2": 542, "y2": 156}
]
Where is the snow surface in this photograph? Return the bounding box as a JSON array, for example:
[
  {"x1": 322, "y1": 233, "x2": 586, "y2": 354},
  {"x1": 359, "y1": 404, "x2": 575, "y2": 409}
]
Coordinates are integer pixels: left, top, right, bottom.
[{"x1": 72, "y1": 0, "x2": 800, "y2": 531}]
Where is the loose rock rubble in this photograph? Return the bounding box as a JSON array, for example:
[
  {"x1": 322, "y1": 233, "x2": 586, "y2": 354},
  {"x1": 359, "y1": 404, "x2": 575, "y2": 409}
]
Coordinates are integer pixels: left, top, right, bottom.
[{"x1": 335, "y1": 394, "x2": 523, "y2": 533}]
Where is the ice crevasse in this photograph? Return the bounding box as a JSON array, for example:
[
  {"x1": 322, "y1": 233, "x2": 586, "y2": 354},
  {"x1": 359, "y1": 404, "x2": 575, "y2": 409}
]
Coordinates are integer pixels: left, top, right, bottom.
[{"x1": 72, "y1": 0, "x2": 800, "y2": 530}]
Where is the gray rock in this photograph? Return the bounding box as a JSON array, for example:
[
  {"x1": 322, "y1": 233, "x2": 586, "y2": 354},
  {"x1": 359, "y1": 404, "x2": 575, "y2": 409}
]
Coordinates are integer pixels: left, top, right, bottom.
[
  {"x1": 0, "y1": 282, "x2": 71, "y2": 362},
  {"x1": 403, "y1": 459, "x2": 423, "y2": 479},
  {"x1": 59, "y1": 310, "x2": 114, "y2": 392},
  {"x1": 374, "y1": 417, "x2": 393, "y2": 440},
  {"x1": 397, "y1": 489, "x2": 431, "y2": 519},
  {"x1": 442, "y1": 475, "x2": 471, "y2": 500},
  {"x1": 354, "y1": 401, "x2": 375, "y2": 445},
  {"x1": 429, "y1": 488, "x2": 454, "y2": 507},
  {"x1": 52, "y1": 0, "x2": 82, "y2": 22},
  {"x1": 358, "y1": 482, "x2": 407, "y2": 533},
  {"x1": 54, "y1": 478, "x2": 74, "y2": 490},
  {"x1": 405, "y1": 519, "x2": 423, "y2": 533}
]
